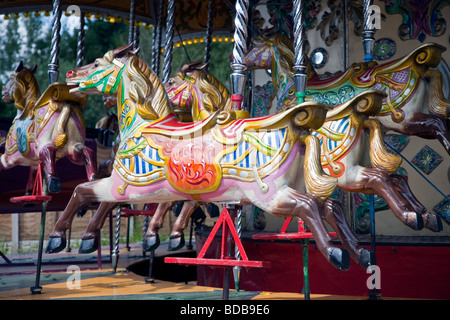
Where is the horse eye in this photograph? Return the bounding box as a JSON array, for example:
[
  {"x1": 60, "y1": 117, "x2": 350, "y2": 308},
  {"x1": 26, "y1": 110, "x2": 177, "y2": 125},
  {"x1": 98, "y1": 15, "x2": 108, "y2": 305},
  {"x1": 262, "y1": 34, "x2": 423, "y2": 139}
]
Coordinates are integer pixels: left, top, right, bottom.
[
  {"x1": 94, "y1": 61, "x2": 99, "y2": 68},
  {"x1": 168, "y1": 79, "x2": 173, "y2": 85}
]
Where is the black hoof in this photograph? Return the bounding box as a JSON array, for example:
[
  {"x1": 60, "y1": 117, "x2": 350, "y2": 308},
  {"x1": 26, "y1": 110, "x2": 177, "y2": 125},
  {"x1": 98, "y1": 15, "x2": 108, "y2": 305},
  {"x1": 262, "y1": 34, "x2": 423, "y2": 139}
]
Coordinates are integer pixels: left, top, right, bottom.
[
  {"x1": 79, "y1": 237, "x2": 98, "y2": 254},
  {"x1": 168, "y1": 234, "x2": 185, "y2": 251},
  {"x1": 45, "y1": 236, "x2": 66, "y2": 254},
  {"x1": 142, "y1": 234, "x2": 160, "y2": 252},
  {"x1": 357, "y1": 248, "x2": 371, "y2": 269},
  {"x1": 47, "y1": 177, "x2": 61, "y2": 193},
  {"x1": 328, "y1": 247, "x2": 350, "y2": 271},
  {"x1": 405, "y1": 212, "x2": 423, "y2": 230},
  {"x1": 423, "y1": 212, "x2": 443, "y2": 232}
]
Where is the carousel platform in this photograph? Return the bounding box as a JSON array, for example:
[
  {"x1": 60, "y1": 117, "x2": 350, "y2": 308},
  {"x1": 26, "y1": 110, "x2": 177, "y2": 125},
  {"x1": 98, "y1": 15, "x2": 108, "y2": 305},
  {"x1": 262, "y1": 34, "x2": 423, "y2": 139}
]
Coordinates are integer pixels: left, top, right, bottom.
[{"x1": 0, "y1": 241, "x2": 380, "y2": 301}]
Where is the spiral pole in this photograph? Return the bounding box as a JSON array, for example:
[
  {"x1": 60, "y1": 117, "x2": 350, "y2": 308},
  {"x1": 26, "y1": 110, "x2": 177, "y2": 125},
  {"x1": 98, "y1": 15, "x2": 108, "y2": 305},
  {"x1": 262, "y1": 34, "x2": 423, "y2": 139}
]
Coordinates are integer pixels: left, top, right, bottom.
[
  {"x1": 230, "y1": 0, "x2": 249, "y2": 111},
  {"x1": 362, "y1": 0, "x2": 375, "y2": 62},
  {"x1": 292, "y1": 0, "x2": 307, "y2": 103},
  {"x1": 134, "y1": 24, "x2": 140, "y2": 53},
  {"x1": 48, "y1": 0, "x2": 62, "y2": 84},
  {"x1": 203, "y1": 0, "x2": 215, "y2": 72},
  {"x1": 155, "y1": 0, "x2": 163, "y2": 76},
  {"x1": 76, "y1": 13, "x2": 85, "y2": 68},
  {"x1": 162, "y1": 0, "x2": 175, "y2": 83},
  {"x1": 112, "y1": 207, "x2": 121, "y2": 273},
  {"x1": 128, "y1": 0, "x2": 136, "y2": 46}
]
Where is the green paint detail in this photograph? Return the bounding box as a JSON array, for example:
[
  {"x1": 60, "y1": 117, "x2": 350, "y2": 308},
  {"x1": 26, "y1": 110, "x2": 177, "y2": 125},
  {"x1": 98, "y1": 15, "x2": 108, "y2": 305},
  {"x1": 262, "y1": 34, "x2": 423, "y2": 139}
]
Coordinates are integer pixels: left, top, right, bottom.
[
  {"x1": 306, "y1": 82, "x2": 364, "y2": 106},
  {"x1": 243, "y1": 132, "x2": 278, "y2": 156},
  {"x1": 117, "y1": 138, "x2": 146, "y2": 157}
]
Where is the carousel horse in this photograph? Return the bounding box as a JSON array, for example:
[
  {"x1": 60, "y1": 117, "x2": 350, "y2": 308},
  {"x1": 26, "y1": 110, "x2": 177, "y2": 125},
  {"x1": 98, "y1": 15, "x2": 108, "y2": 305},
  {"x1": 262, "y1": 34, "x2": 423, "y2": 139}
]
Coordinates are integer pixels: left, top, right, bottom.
[
  {"x1": 244, "y1": 34, "x2": 444, "y2": 232},
  {"x1": 1, "y1": 62, "x2": 97, "y2": 193},
  {"x1": 159, "y1": 61, "x2": 443, "y2": 252},
  {"x1": 143, "y1": 61, "x2": 236, "y2": 252},
  {"x1": 244, "y1": 34, "x2": 450, "y2": 154},
  {"x1": 46, "y1": 43, "x2": 361, "y2": 270},
  {"x1": 145, "y1": 61, "x2": 415, "y2": 268}
]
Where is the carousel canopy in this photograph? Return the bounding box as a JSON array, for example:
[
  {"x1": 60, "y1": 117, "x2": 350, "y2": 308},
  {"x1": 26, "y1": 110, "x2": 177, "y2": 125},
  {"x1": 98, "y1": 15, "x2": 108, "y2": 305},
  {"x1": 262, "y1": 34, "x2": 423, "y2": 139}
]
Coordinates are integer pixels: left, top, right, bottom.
[{"x1": 0, "y1": 0, "x2": 236, "y2": 35}]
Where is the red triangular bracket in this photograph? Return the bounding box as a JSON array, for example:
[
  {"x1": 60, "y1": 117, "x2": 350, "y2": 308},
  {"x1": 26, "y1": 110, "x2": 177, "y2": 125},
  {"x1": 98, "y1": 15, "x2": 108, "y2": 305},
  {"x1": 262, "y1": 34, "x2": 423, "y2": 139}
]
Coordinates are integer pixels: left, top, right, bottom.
[
  {"x1": 197, "y1": 207, "x2": 248, "y2": 260},
  {"x1": 10, "y1": 162, "x2": 52, "y2": 204},
  {"x1": 165, "y1": 207, "x2": 270, "y2": 268}
]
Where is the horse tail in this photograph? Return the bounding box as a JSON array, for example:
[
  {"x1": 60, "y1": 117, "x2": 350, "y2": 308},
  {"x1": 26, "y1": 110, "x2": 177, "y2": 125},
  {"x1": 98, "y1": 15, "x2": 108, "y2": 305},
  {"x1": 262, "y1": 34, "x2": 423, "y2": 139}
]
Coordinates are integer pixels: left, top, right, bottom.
[
  {"x1": 301, "y1": 134, "x2": 338, "y2": 201},
  {"x1": 424, "y1": 68, "x2": 450, "y2": 117},
  {"x1": 53, "y1": 103, "x2": 71, "y2": 148},
  {"x1": 363, "y1": 119, "x2": 402, "y2": 174}
]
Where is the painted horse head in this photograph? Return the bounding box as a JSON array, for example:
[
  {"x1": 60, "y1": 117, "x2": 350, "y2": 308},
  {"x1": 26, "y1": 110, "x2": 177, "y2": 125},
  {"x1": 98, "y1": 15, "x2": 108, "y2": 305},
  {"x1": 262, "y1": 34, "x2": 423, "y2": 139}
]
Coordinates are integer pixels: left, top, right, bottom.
[
  {"x1": 2, "y1": 61, "x2": 40, "y2": 118},
  {"x1": 245, "y1": 34, "x2": 317, "y2": 81},
  {"x1": 66, "y1": 43, "x2": 171, "y2": 137},
  {"x1": 164, "y1": 61, "x2": 233, "y2": 121}
]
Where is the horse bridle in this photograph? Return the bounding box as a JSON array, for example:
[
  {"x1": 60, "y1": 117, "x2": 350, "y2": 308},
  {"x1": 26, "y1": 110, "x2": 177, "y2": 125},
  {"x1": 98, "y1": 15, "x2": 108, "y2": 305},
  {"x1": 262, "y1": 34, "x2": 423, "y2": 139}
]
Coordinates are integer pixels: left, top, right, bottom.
[
  {"x1": 79, "y1": 58, "x2": 126, "y2": 95},
  {"x1": 166, "y1": 73, "x2": 197, "y2": 109}
]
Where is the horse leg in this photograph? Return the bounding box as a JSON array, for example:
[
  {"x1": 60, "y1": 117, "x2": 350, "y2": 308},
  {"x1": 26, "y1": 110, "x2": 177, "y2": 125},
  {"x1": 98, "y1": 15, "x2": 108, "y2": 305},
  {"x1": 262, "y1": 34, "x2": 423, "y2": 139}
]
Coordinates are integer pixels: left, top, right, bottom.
[
  {"x1": 404, "y1": 113, "x2": 450, "y2": 155},
  {"x1": 390, "y1": 174, "x2": 443, "y2": 231},
  {"x1": 39, "y1": 144, "x2": 60, "y2": 193},
  {"x1": 345, "y1": 166, "x2": 424, "y2": 230},
  {"x1": 67, "y1": 142, "x2": 98, "y2": 181},
  {"x1": 168, "y1": 201, "x2": 199, "y2": 251},
  {"x1": 142, "y1": 202, "x2": 175, "y2": 251},
  {"x1": 321, "y1": 198, "x2": 371, "y2": 269},
  {"x1": 46, "y1": 179, "x2": 106, "y2": 253},
  {"x1": 257, "y1": 186, "x2": 350, "y2": 270},
  {"x1": 78, "y1": 202, "x2": 118, "y2": 253}
]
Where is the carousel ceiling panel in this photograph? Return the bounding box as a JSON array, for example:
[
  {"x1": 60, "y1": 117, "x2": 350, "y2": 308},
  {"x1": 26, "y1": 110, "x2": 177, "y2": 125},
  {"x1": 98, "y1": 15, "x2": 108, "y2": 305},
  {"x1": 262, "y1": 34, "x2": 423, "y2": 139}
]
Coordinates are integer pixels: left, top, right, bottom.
[
  {"x1": 0, "y1": 0, "x2": 156, "y2": 24},
  {"x1": 0, "y1": 0, "x2": 236, "y2": 34}
]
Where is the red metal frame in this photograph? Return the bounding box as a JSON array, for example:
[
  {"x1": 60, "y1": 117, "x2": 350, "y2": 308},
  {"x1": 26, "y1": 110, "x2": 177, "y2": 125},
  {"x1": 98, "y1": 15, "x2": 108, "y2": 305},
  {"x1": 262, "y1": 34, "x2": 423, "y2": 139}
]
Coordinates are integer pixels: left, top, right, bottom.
[
  {"x1": 252, "y1": 217, "x2": 337, "y2": 241},
  {"x1": 165, "y1": 207, "x2": 270, "y2": 268},
  {"x1": 10, "y1": 163, "x2": 52, "y2": 204}
]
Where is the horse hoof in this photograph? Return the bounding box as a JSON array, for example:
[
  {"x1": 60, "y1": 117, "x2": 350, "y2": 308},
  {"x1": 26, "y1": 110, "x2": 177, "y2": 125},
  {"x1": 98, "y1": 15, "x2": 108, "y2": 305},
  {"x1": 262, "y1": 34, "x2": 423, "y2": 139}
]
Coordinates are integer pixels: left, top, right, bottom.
[
  {"x1": 142, "y1": 234, "x2": 160, "y2": 252},
  {"x1": 47, "y1": 177, "x2": 61, "y2": 193},
  {"x1": 168, "y1": 234, "x2": 185, "y2": 251},
  {"x1": 45, "y1": 236, "x2": 66, "y2": 254},
  {"x1": 328, "y1": 247, "x2": 350, "y2": 271},
  {"x1": 79, "y1": 237, "x2": 98, "y2": 254},
  {"x1": 405, "y1": 212, "x2": 423, "y2": 230},
  {"x1": 423, "y1": 212, "x2": 443, "y2": 232},
  {"x1": 357, "y1": 248, "x2": 371, "y2": 269}
]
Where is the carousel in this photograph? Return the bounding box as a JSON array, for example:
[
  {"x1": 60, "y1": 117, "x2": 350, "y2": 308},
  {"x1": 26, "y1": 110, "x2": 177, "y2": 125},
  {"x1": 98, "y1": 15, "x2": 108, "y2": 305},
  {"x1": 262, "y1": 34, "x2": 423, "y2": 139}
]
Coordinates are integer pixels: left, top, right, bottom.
[{"x1": 0, "y1": 0, "x2": 449, "y2": 302}]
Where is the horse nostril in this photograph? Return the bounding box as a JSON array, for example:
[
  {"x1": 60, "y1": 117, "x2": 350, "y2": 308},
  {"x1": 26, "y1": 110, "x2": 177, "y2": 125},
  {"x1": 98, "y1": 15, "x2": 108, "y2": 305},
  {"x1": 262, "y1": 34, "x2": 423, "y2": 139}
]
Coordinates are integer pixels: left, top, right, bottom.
[{"x1": 67, "y1": 70, "x2": 74, "y2": 77}]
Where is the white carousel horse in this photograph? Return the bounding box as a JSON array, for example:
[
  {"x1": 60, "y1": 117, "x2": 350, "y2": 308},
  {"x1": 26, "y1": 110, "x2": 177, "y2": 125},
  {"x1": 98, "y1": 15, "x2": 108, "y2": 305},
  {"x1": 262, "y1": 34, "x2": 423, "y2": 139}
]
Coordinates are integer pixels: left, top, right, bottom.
[{"x1": 1, "y1": 62, "x2": 97, "y2": 193}]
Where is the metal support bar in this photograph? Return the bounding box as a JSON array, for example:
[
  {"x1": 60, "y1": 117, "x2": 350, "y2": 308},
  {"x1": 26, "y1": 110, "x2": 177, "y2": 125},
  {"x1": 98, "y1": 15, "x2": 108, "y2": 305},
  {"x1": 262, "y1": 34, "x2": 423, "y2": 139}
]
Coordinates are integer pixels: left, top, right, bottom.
[
  {"x1": 203, "y1": 0, "x2": 215, "y2": 71},
  {"x1": 292, "y1": 0, "x2": 307, "y2": 103},
  {"x1": 48, "y1": 0, "x2": 62, "y2": 84},
  {"x1": 362, "y1": 0, "x2": 375, "y2": 63},
  {"x1": 162, "y1": 0, "x2": 176, "y2": 83},
  {"x1": 76, "y1": 12, "x2": 85, "y2": 68},
  {"x1": 112, "y1": 207, "x2": 121, "y2": 273}
]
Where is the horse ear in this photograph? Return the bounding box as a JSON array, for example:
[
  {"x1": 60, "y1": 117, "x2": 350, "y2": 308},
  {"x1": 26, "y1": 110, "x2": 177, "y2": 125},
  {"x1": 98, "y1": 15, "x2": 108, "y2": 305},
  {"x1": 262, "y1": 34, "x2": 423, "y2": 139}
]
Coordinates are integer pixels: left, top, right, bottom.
[
  {"x1": 130, "y1": 47, "x2": 140, "y2": 56},
  {"x1": 15, "y1": 61, "x2": 24, "y2": 72},
  {"x1": 31, "y1": 64, "x2": 37, "y2": 73},
  {"x1": 113, "y1": 43, "x2": 134, "y2": 58},
  {"x1": 184, "y1": 60, "x2": 204, "y2": 73},
  {"x1": 198, "y1": 62, "x2": 209, "y2": 71}
]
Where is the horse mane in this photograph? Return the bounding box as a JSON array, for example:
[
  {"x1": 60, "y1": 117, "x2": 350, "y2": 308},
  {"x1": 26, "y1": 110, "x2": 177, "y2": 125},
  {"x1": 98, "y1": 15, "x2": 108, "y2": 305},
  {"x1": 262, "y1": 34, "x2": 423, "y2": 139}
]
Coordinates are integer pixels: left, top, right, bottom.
[
  {"x1": 271, "y1": 34, "x2": 317, "y2": 79},
  {"x1": 194, "y1": 70, "x2": 232, "y2": 114},
  {"x1": 104, "y1": 50, "x2": 171, "y2": 120},
  {"x1": 13, "y1": 68, "x2": 41, "y2": 119}
]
